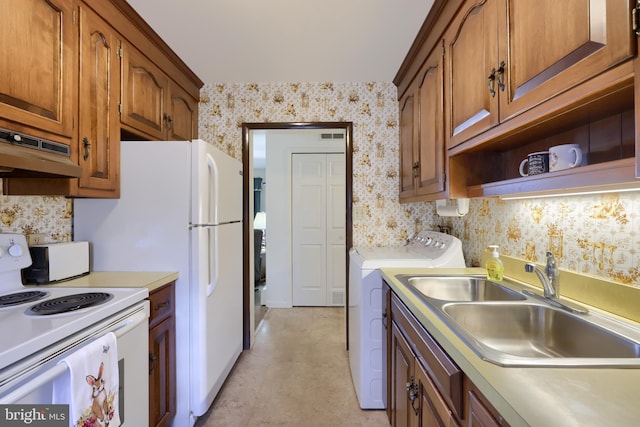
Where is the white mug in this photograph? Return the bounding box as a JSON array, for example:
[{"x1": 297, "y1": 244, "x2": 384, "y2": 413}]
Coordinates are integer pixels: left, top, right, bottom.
[{"x1": 549, "y1": 144, "x2": 582, "y2": 172}]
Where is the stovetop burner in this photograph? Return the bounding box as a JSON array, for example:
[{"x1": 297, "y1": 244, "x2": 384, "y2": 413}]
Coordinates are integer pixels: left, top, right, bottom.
[
  {"x1": 0, "y1": 291, "x2": 48, "y2": 307},
  {"x1": 28, "y1": 292, "x2": 114, "y2": 315}
]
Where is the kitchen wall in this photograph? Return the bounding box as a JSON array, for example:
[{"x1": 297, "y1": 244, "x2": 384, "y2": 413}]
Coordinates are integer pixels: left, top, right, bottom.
[
  {"x1": 1, "y1": 81, "x2": 638, "y2": 288},
  {"x1": 199, "y1": 81, "x2": 640, "y2": 288},
  {"x1": 199, "y1": 82, "x2": 433, "y2": 247}
]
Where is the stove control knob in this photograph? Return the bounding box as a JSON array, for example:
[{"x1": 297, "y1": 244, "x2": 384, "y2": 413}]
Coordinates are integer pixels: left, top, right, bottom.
[{"x1": 8, "y1": 243, "x2": 23, "y2": 257}]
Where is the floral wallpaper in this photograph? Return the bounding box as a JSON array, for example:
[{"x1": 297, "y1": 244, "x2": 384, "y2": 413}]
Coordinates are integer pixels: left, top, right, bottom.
[
  {"x1": 445, "y1": 194, "x2": 640, "y2": 287},
  {"x1": 1, "y1": 81, "x2": 638, "y2": 288},
  {"x1": 0, "y1": 194, "x2": 72, "y2": 243},
  {"x1": 198, "y1": 82, "x2": 433, "y2": 246}
]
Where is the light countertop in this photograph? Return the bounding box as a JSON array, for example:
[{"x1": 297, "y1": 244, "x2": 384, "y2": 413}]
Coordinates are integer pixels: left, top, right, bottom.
[
  {"x1": 381, "y1": 267, "x2": 640, "y2": 427},
  {"x1": 27, "y1": 271, "x2": 179, "y2": 293}
]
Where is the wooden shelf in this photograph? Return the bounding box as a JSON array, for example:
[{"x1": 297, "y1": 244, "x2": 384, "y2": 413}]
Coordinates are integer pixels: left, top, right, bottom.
[{"x1": 467, "y1": 158, "x2": 639, "y2": 198}]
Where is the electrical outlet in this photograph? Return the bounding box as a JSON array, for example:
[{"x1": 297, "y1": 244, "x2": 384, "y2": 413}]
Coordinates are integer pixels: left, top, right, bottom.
[{"x1": 27, "y1": 233, "x2": 46, "y2": 246}]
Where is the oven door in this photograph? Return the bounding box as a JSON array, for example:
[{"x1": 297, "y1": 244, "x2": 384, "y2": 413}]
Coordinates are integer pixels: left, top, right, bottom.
[{"x1": 0, "y1": 301, "x2": 149, "y2": 427}]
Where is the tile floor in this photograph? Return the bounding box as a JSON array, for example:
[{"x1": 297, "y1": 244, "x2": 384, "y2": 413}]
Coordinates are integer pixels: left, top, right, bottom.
[{"x1": 195, "y1": 307, "x2": 390, "y2": 427}]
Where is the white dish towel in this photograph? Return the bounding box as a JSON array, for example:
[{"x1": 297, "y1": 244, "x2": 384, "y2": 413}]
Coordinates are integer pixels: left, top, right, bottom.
[{"x1": 53, "y1": 332, "x2": 120, "y2": 427}]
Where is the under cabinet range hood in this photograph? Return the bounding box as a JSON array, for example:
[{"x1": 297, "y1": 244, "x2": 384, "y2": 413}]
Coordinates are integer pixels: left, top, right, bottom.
[{"x1": 0, "y1": 128, "x2": 82, "y2": 178}]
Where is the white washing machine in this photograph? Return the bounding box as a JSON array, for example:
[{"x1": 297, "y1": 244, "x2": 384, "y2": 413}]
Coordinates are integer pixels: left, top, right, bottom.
[{"x1": 348, "y1": 230, "x2": 465, "y2": 409}]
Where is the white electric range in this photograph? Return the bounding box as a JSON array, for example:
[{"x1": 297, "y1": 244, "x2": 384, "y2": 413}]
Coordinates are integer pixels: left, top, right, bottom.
[{"x1": 0, "y1": 233, "x2": 150, "y2": 426}]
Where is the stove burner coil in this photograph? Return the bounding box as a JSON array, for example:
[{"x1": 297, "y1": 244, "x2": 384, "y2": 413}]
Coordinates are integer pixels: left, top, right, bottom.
[
  {"x1": 0, "y1": 291, "x2": 48, "y2": 307},
  {"x1": 29, "y1": 292, "x2": 114, "y2": 315}
]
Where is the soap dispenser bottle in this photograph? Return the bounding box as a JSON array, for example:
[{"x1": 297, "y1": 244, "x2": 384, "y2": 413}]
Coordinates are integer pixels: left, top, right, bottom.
[{"x1": 485, "y1": 245, "x2": 504, "y2": 282}]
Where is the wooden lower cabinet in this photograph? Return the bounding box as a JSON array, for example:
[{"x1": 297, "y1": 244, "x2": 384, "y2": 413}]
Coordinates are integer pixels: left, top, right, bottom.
[
  {"x1": 464, "y1": 378, "x2": 507, "y2": 427},
  {"x1": 387, "y1": 284, "x2": 508, "y2": 427},
  {"x1": 390, "y1": 322, "x2": 418, "y2": 427},
  {"x1": 148, "y1": 281, "x2": 177, "y2": 427},
  {"x1": 416, "y1": 360, "x2": 459, "y2": 427}
]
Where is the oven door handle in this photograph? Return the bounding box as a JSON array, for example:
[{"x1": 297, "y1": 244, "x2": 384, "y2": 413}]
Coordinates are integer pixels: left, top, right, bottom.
[{"x1": 0, "y1": 308, "x2": 147, "y2": 404}]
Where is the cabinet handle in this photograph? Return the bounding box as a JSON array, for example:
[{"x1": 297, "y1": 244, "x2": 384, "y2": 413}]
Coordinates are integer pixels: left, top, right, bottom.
[
  {"x1": 154, "y1": 300, "x2": 170, "y2": 311},
  {"x1": 82, "y1": 137, "x2": 90, "y2": 161},
  {"x1": 487, "y1": 68, "x2": 497, "y2": 97},
  {"x1": 149, "y1": 352, "x2": 156, "y2": 374},
  {"x1": 406, "y1": 376, "x2": 419, "y2": 415},
  {"x1": 163, "y1": 113, "x2": 173, "y2": 130},
  {"x1": 633, "y1": 1, "x2": 640, "y2": 35},
  {"x1": 496, "y1": 61, "x2": 506, "y2": 93},
  {"x1": 412, "y1": 161, "x2": 419, "y2": 178}
]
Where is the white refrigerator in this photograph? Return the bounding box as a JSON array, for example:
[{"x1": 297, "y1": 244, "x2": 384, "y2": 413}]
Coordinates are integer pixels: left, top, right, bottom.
[{"x1": 74, "y1": 140, "x2": 243, "y2": 427}]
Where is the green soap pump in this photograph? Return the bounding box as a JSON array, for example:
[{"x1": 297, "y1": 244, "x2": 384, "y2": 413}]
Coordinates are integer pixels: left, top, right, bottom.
[{"x1": 485, "y1": 245, "x2": 504, "y2": 282}]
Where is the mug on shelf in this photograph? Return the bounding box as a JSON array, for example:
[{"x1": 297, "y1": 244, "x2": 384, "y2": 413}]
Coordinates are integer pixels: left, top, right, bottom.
[
  {"x1": 549, "y1": 143, "x2": 582, "y2": 172},
  {"x1": 519, "y1": 151, "x2": 549, "y2": 177}
]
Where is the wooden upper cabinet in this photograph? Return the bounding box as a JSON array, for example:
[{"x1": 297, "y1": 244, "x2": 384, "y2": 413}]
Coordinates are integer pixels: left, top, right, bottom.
[
  {"x1": 399, "y1": 42, "x2": 447, "y2": 202},
  {"x1": 399, "y1": 88, "x2": 418, "y2": 199},
  {"x1": 445, "y1": 0, "x2": 499, "y2": 149},
  {"x1": 499, "y1": 0, "x2": 635, "y2": 121},
  {"x1": 0, "y1": 0, "x2": 75, "y2": 140},
  {"x1": 167, "y1": 82, "x2": 198, "y2": 141},
  {"x1": 446, "y1": 0, "x2": 635, "y2": 149},
  {"x1": 121, "y1": 41, "x2": 168, "y2": 140},
  {"x1": 416, "y1": 43, "x2": 446, "y2": 197},
  {"x1": 121, "y1": 41, "x2": 198, "y2": 141},
  {"x1": 77, "y1": 4, "x2": 121, "y2": 196}
]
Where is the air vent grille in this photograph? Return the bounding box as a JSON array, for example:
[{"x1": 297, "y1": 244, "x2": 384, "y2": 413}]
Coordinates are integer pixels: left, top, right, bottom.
[
  {"x1": 332, "y1": 290, "x2": 344, "y2": 306},
  {"x1": 0, "y1": 128, "x2": 70, "y2": 157},
  {"x1": 320, "y1": 133, "x2": 345, "y2": 140}
]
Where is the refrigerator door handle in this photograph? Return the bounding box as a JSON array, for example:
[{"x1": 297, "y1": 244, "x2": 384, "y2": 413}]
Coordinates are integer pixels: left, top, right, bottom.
[{"x1": 206, "y1": 226, "x2": 219, "y2": 297}]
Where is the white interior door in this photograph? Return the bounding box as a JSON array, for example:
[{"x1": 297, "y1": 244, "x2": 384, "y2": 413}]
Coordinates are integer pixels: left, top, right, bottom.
[{"x1": 292, "y1": 153, "x2": 345, "y2": 306}]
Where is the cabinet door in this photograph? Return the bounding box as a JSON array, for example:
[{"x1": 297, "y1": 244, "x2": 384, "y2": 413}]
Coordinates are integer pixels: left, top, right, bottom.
[
  {"x1": 384, "y1": 283, "x2": 392, "y2": 422},
  {"x1": 149, "y1": 316, "x2": 176, "y2": 427},
  {"x1": 0, "y1": 0, "x2": 75, "y2": 139},
  {"x1": 121, "y1": 42, "x2": 168, "y2": 140},
  {"x1": 467, "y1": 391, "x2": 503, "y2": 427},
  {"x1": 416, "y1": 42, "x2": 446, "y2": 196},
  {"x1": 167, "y1": 82, "x2": 198, "y2": 141},
  {"x1": 390, "y1": 323, "x2": 419, "y2": 427},
  {"x1": 399, "y1": 84, "x2": 419, "y2": 199},
  {"x1": 445, "y1": 0, "x2": 499, "y2": 149},
  {"x1": 77, "y1": 5, "x2": 120, "y2": 195},
  {"x1": 499, "y1": 0, "x2": 635, "y2": 122},
  {"x1": 416, "y1": 361, "x2": 460, "y2": 427}
]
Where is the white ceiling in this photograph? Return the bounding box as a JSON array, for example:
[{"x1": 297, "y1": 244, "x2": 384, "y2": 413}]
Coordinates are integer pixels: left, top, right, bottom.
[{"x1": 126, "y1": 0, "x2": 434, "y2": 84}]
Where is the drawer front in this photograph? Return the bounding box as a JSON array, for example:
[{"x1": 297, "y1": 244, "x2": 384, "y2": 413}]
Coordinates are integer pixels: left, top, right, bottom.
[
  {"x1": 392, "y1": 293, "x2": 462, "y2": 418},
  {"x1": 149, "y1": 282, "x2": 175, "y2": 327}
]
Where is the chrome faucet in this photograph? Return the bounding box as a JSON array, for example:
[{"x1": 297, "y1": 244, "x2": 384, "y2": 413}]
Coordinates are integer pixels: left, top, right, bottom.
[
  {"x1": 525, "y1": 252, "x2": 559, "y2": 299},
  {"x1": 524, "y1": 252, "x2": 588, "y2": 314}
]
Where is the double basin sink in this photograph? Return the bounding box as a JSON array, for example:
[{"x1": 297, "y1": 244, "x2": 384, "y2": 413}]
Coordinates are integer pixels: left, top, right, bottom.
[{"x1": 396, "y1": 274, "x2": 640, "y2": 367}]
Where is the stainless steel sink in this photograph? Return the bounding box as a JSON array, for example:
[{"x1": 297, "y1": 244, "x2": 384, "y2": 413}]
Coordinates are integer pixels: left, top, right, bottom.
[
  {"x1": 397, "y1": 275, "x2": 526, "y2": 302},
  {"x1": 443, "y1": 303, "x2": 640, "y2": 365},
  {"x1": 393, "y1": 274, "x2": 640, "y2": 367}
]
